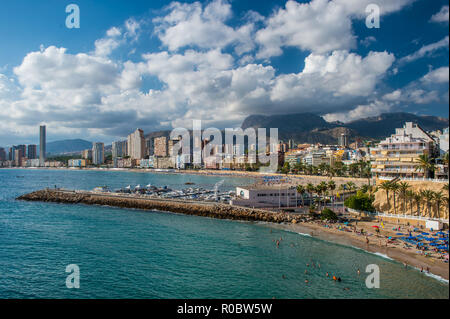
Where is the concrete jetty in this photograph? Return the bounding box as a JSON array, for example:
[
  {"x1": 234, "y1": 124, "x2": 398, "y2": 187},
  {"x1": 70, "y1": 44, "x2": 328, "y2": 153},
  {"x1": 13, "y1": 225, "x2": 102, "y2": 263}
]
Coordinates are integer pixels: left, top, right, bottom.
[{"x1": 17, "y1": 189, "x2": 299, "y2": 224}]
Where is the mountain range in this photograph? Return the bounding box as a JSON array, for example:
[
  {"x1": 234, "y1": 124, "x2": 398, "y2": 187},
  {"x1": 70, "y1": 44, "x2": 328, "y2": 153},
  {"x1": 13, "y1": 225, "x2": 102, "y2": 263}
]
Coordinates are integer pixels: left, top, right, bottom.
[
  {"x1": 33, "y1": 112, "x2": 448, "y2": 155},
  {"x1": 241, "y1": 112, "x2": 448, "y2": 144}
]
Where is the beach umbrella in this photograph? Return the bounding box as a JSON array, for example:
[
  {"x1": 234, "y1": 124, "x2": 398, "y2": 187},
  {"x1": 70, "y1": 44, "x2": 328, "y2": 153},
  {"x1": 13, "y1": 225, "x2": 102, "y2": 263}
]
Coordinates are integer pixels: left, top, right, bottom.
[
  {"x1": 396, "y1": 233, "x2": 404, "y2": 235},
  {"x1": 421, "y1": 232, "x2": 429, "y2": 235},
  {"x1": 372, "y1": 225, "x2": 379, "y2": 228}
]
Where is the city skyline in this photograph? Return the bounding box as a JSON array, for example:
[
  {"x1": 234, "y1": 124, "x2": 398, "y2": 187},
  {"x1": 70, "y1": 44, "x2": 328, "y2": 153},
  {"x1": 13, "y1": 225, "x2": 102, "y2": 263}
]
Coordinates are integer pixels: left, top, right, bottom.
[{"x1": 0, "y1": 0, "x2": 448, "y2": 146}]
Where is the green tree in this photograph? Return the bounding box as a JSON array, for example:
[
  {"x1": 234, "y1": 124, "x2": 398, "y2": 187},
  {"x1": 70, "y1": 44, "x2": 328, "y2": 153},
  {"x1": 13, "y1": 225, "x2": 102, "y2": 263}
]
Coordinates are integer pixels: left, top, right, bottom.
[
  {"x1": 421, "y1": 190, "x2": 435, "y2": 218},
  {"x1": 398, "y1": 182, "x2": 410, "y2": 215},
  {"x1": 406, "y1": 190, "x2": 415, "y2": 216},
  {"x1": 296, "y1": 185, "x2": 306, "y2": 207},
  {"x1": 321, "y1": 208, "x2": 338, "y2": 221},
  {"x1": 433, "y1": 191, "x2": 445, "y2": 221},
  {"x1": 378, "y1": 181, "x2": 392, "y2": 212},
  {"x1": 390, "y1": 181, "x2": 400, "y2": 215},
  {"x1": 415, "y1": 154, "x2": 435, "y2": 179}
]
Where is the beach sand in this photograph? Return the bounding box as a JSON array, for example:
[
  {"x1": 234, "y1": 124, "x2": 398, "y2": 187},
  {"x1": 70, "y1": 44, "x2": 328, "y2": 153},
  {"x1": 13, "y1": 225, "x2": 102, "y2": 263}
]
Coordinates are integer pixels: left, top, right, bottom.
[{"x1": 271, "y1": 220, "x2": 449, "y2": 281}]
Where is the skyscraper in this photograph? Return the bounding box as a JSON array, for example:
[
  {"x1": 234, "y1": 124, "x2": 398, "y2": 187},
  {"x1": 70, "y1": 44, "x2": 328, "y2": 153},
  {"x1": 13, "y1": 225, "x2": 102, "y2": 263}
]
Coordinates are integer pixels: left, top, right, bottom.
[
  {"x1": 127, "y1": 129, "x2": 145, "y2": 160},
  {"x1": 92, "y1": 142, "x2": 105, "y2": 165},
  {"x1": 154, "y1": 136, "x2": 168, "y2": 157},
  {"x1": 0, "y1": 147, "x2": 6, "y2": 161},
  {"x1": 39, "y1": 125, "x2": 46, "y2": 167},
  {"x1": 112, "y1": 140, "x2": 128, "y2": 158},
  {"x1": 27, "y1": 144, "x2": 37, "y2": 159}
]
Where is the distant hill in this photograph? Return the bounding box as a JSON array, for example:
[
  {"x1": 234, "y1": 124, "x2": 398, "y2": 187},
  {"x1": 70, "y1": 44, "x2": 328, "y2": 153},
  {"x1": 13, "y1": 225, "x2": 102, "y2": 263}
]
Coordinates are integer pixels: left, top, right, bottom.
[
  {"x1": 345, "y1": 113, "x2": 448, "y2": 139},
  {"x1": 241, "y1": 112, "x2": 448, "y2": 144},
  {"x1": 46, "y1": 139, "x2": 93, "y2": 155}
]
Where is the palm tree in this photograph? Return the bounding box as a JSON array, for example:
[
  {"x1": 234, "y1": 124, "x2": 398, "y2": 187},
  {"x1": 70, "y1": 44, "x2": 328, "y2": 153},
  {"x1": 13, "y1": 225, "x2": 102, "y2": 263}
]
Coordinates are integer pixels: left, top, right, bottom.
[
  {"x1": 406, "y1": 190, "x2": 415, "y2": 216},
  {"x1": 442, "y1": 183, "x2": 449, "y2": 193},
  {"x1": 317, "y1": 182, "x2": 328, "y2": 209},
  {"x1": 398, "y1": 182, "x2": 410, "y2": 216},
  {"x1": 390, "y1": 181, "x2": 400, "y2": 215},
  {"x1": 306, "y1": 183, "x2": 315, "y2": 206},
  {"x1": 378, "y1": 181, "x2": 392, "y2": 212},
  {"x1": 328, "y1": 180, "x2": 336, "y2": 209},
  {"x1": 347, "y1": 181, "x2": 356, "y2": 192},
  {"x1": 444, "y1": 196, "x2": 450, "y2": 220},
  {"x1": 433, "y1": 191, "x2": 445, "y2": 221},
  {"x1": 415, "y1": 154, "x2": 434, "y2": 179},
  {"x1": 296, "y1": 185, "x2": 306, "y2": 207},
  {"x1": 421, "y1": 190, "x2": 435, "y2": 218},
  {"x1": 413, "y1": 192, "x2": 422, "y2": 216}
]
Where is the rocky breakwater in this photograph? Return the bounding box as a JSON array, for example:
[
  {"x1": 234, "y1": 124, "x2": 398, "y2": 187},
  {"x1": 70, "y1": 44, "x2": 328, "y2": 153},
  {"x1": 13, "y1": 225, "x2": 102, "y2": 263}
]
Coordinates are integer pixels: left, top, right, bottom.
[{"x1": 17, "y1": 189, "x2": 299, "y2": 224}]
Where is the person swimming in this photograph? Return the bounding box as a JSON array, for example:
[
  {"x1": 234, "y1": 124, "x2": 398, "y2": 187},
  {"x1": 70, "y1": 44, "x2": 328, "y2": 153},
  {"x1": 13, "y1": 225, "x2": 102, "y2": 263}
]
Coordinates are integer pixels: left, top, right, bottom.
[
  {"x1": 357, "y1": 269, "x2": 360, "y2": 275},
  {"x1": 326, "y1": 272, "x2": 329, "y2": 277}
]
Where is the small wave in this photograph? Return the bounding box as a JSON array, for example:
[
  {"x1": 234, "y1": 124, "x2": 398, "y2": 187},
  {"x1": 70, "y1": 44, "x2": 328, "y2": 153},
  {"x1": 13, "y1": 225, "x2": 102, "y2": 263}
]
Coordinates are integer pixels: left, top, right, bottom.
[
  {"x1": 372, "y1": 252, "x2": 394, "y2": 261},
  {"x1": 296, "y1": 232, "x2": 312, "y2": 237},
  {"x1": 410, "y1": 267, "x2": 449, "y2": 284}
]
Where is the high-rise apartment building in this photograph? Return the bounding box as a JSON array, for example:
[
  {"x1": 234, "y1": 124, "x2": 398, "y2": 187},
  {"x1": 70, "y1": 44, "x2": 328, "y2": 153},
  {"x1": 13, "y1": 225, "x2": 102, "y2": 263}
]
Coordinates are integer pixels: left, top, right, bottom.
[
  {"x1": 127, "y1": 129, "x2": 146, "y2": 160},
  {"x1": 39, "y1": 125, "x2": 46, "y2": 167},
  {"x1": 168, "y1": 138, "x2": 181, "y2": 157},
  {"x1": 338, "y1": 133, "x2": 349, "y2": 147},
  {"x1": 27, "y1": 144, "x2": 37, "y2": 159},
  {"x1": 82, "y1": 149, "x2": 92, "y2": 160},
  {"x1": 154, "y1": 136, "x2": 168, "y2": 157},
  {"x1": 14, "y1": 148, "x2": 24, "y2": 167},
  {"x1": 112, "y1": 140, "x2": 128, "y2": 158},
  {"x1": 0, "y1": 147, "x2": 6, "y2": 161},
  {"x1": 145, "y1": 138, "x2": 153, "y2": 157},
  {"x1": 92, "y1": 142, "x2": 105, "y2": 165},
  {"x1": 371, "y1": 122, "x2": 438, "y2": 179}
]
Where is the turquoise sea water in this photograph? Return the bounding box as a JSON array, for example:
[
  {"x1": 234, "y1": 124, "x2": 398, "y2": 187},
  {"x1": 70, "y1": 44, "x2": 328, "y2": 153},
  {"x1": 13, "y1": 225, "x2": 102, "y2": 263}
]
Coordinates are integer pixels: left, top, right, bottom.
[{"x1": 0, "y1": 169, "x2": 448, "y2": 299}]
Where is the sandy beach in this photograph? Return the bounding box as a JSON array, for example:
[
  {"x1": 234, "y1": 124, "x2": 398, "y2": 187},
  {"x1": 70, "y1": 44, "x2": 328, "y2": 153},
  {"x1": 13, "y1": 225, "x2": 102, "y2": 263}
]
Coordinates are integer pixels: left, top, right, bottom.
[{"x1": 272, "y1": 220, "x2": 449, "y2": 281}]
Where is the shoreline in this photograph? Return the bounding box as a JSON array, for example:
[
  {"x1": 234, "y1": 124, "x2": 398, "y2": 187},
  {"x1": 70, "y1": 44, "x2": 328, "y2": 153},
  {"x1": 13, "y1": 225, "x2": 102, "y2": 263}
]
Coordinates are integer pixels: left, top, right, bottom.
[
  {"x1": 270, "y1": 222, "x2": 449, "y2": 282},
  {"x1": 2, "y1": 166, "x2": 370, "y2": 185},
  {"x1": 16, "y1": 188, "x2": 449, "y2": 282}
]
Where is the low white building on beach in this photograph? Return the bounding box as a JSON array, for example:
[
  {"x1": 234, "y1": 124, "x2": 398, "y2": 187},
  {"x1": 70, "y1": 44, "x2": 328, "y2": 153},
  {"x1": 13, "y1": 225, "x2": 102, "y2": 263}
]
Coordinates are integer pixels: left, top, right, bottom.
[{"x1": 231, "y1": 185, "x2": 299, "y2": 208}]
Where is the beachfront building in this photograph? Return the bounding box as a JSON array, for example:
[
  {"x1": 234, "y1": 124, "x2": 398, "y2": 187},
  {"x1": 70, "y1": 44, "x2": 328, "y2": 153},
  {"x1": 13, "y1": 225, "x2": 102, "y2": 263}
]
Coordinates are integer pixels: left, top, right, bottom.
[
  {"x1": 127, "y1": 129, "x2": 145, "y2": 160},
  {"x1": 0, "y1": 147, "x2": 6, "y2": 161},
  {"x1": 303, "y1": 151, "x2": 328, "y2": 166},
  {"x1": 92, "y1": 142, "x2": 105, "y2": 165},
  {"x1": 27, "y1": 144, "x2": 37, "y2": 159},
  {"x1": 371, "y1": 122, "x2": 438, "y2": 179},
  {"x1": 154, "y1": 137, "x2": 168, "y2": 157},
  {"x1": 82, "y1": 149, "x2": 92, "y2": 160},
  {"x1": 68, "y1": 159, "x2": 87, "y2": 168},
  {"x1": 439, "y1": 127, "x2": 449, "y2": 154},
  {"x1": 39, "y1": 125, "x2": 46, "y2": 167},
  {"x1": 25, "y1": 159, "x2": 40, "y2": 167},
  {"x1": 284, "y1": 151, "x2": 303, "y2": 167},
  {"x1": 145, "y1": 138, "x2": 153, "y2": 157},
  {"x1": 231, "y1": 185, "x2": 299, "y2": 208},
  {"x1": 14, "y1": 148, "x2": 24, "y2": 167},
  {"x1": 140, "y1": 157, "x2": 156, "y2": 169},
  {"x1": 112, "y1": 140, "x2": 128, "y2": 159},
  {"x1": 156, "y1": 156, "x2": 174, "y2": 169}
]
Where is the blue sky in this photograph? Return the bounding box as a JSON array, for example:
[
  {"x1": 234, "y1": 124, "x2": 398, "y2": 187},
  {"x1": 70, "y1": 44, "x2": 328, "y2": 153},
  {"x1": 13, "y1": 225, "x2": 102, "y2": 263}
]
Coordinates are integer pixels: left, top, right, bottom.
[{"x1": 0, "y1": 0, "x2": 448, "y2": 145}]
